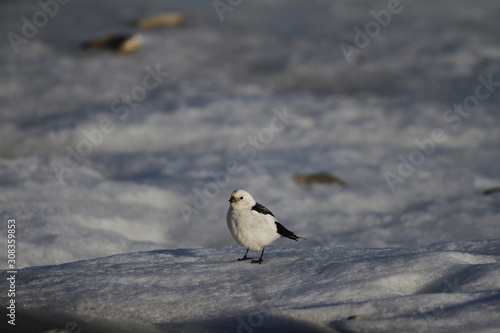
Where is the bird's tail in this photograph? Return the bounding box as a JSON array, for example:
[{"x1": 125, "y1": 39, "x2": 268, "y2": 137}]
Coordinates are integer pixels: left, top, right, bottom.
[{"x1": 275, "y1": 222, "x2": 306, "y2": 241}]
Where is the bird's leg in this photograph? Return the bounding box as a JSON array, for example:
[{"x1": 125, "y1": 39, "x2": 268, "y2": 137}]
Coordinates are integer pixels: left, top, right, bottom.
[
  {"x1": 251, "y1": 248, "x2": 265, "y2": 264},
  {"x1": 237, "y1": 249, "x2": 252, "y2": 261}
]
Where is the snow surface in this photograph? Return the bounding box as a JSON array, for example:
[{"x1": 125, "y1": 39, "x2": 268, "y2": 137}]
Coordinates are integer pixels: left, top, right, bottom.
[
  {"x1": 1, "y1": 241, "x2": 500, "y2": 332},
  {"x1": 1, "y1": 0, "x2": 500, "y2": 331},
  {"x1": 1, "y1": 0, "x2": 499, "y2": 269}
]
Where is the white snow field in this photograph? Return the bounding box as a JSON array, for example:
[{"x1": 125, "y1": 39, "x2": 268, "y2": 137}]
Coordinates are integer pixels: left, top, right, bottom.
[
  {"x1": 1, "y1": 241, "x2": 500, "y2": 333},
  {"x1": 1, "y1": 0, "x2": 500, "y2": 331}
]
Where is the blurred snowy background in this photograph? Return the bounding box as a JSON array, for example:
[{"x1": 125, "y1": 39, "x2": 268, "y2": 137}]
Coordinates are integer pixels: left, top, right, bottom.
[{"x1": 1, "y1": 0, "x2": 500, "y2": 269}]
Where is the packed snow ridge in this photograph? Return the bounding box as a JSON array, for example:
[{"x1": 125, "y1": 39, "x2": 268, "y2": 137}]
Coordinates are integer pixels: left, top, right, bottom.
[{"x1": 1, "y1": 240, "x2": 500, "y2": 333}]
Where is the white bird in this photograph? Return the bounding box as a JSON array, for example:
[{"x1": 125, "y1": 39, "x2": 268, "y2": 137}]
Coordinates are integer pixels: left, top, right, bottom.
[{"x1": 226, "y1": 189, "x2": 305, "y2": 264}]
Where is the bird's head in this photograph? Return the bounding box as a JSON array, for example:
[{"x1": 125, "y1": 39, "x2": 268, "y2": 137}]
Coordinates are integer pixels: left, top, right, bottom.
[{"x1": 229, "y1": 189, "x2": 256, "y2": 209}]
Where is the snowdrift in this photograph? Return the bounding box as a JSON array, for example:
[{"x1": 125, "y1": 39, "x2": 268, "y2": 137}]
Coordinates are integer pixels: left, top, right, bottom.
[{"x1": 2, "y1": 240, "x2": 499, "y2": 333}]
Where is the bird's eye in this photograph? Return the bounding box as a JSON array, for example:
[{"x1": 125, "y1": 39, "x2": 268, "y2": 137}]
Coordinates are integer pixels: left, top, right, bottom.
[{"x1": 240, "y1": 196, "x2": 243, "y2": 200}]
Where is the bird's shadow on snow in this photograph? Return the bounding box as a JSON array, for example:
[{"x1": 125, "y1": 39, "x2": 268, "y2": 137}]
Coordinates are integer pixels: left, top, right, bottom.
[
  {"x1": 157, "y1": 315, "x2": 326, "y2": 333},
  {"x1": 1, "y1": 309, "x2": 326, "y2": 333},
  {"x1": 148, "y1": 248, "x2": 202, "y2": 258}
]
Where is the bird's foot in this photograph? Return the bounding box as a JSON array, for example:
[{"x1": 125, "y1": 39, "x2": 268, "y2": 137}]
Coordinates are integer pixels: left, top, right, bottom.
[
  {"x1": 237, "y1": 256, "x2": 252, "y2": 261},
  {"x1": 251, "y1": 259, "x2": 263, "y2": 264}
]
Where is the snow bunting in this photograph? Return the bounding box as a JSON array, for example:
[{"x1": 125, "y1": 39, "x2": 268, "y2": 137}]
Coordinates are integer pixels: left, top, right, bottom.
[{"x1": 227, "y1": 189, "x2": 305, "y2": 264}]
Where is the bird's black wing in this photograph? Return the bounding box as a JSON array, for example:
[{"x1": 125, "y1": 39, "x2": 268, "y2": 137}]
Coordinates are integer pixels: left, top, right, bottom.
[
  {"x1": 251, "y1": 202, "x2": 275, "y2": 217},
  {"x1": 275, "y1": 222, "x2": 301, "y2": 241}
]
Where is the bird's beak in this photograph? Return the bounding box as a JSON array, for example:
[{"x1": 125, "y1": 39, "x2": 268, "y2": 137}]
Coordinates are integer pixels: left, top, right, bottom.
[{"x1": 229, "y1": 197, "x2": 237, "y2": 203}]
